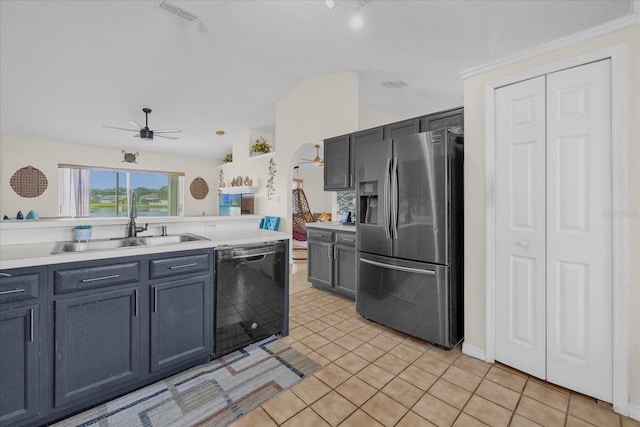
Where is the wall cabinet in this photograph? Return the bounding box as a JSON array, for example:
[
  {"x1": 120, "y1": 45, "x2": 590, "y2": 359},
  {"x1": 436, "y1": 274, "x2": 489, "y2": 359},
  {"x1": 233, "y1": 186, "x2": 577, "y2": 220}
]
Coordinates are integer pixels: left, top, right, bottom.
[
  {"x1": 0, "y1": 267, "x2": 44, "y2": 427},
  {"x1": 324, "y1": 135, "x2": 352, "y2": 190},
  {"x1": 323, "y1": 107, "x2": 463, "y2": 191},
  {"x1": 307, "y1": 229, "x2": 356, "y2": 299}
]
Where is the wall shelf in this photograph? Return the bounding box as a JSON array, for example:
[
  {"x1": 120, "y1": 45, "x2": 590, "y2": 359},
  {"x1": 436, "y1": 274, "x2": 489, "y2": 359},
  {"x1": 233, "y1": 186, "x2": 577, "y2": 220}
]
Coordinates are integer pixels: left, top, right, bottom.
[{"x1": 218, "y1": 185, "x2": 259, "y2": 194}]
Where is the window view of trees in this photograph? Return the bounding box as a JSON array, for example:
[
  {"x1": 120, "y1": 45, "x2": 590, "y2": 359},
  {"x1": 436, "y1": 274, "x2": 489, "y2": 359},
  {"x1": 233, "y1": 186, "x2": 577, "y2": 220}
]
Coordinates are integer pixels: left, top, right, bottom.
[{"x1": 59, "y1": 166, "x2": 182, "y2": 217}]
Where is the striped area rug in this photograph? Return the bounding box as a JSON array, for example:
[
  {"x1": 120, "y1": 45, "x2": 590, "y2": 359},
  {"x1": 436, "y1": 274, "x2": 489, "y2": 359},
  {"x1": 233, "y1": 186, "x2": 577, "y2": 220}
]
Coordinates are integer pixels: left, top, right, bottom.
[{"x1": 53, "y1": 336, "x2": 321, "y2": 427}]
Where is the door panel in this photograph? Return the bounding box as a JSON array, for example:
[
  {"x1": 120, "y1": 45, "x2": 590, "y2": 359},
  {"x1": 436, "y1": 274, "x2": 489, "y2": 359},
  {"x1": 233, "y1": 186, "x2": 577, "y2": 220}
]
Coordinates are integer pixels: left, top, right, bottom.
[
  {"x1": 393, "y1": 132, "x2": 447, "y2": 264},
  {"x1": 546, "y1": 60, "x2": 612, "y2": 401},
  {"x1": 494, "y1": 76, "x2": 547, "y2": 379},
  {"x1": 356, "y1": 138, "x2": 392, "y2": 257}
]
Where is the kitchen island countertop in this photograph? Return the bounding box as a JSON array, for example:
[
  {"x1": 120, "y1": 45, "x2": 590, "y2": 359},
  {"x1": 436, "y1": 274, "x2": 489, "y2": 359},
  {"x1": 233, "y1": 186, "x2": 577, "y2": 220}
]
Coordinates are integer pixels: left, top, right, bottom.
[{"x1": 0, "y1": 228, "x2": 290, "y2": 269}]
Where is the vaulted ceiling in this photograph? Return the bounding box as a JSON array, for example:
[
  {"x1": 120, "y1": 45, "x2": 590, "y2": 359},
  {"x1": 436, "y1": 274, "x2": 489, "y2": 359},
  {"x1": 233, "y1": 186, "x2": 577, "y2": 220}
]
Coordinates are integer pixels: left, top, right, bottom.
[{"x1": 0, "y1": 0, "x2": 632, "y2": 160}]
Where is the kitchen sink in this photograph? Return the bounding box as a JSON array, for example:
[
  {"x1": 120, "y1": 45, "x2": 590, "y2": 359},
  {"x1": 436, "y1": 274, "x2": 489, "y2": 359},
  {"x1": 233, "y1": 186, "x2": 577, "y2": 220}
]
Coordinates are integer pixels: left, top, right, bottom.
[{"x1": 51, "y1": 233, "x2": 209, "y2": 254}]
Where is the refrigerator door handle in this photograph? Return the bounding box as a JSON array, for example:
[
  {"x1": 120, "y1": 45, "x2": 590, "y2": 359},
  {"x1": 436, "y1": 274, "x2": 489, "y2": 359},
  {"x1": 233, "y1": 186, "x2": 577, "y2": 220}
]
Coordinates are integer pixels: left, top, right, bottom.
[
  {"x1": 391, "y1": 157, "x2": 399, "y2": 239},
  {"x1": 383, "y1": 158, "x2": 391, "y2": 239},
  {"x1": 360, "y1": 258, "x2": 436, "y2": 276}
]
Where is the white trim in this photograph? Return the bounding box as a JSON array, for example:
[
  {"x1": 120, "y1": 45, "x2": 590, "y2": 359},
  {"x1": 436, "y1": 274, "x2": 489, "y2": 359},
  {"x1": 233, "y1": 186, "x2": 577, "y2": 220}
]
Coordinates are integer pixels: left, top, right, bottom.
[
  {"x1": 462, "y1": 342, "x2": 487, "y2": 362},
  {"x1": 483, "y1": 45, "x2": 629, "y2": 416},
  {"x1": 629, "y1": 401, "x2": 640, "y2": 421},
  {"x1": 461, "y1": 14, "x2": 639, "y2": 79}
]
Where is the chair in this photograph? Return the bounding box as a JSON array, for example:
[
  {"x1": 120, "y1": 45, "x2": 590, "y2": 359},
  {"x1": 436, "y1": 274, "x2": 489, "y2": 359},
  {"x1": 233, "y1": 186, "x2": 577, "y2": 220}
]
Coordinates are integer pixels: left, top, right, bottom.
[{"x1": 259, "y1": 216, "x2": 280, "y2": 231}]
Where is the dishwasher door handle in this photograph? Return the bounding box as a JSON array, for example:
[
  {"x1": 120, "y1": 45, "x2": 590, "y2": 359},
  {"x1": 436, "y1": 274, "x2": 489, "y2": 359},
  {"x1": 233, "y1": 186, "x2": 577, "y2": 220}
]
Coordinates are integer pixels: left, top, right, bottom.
[{"x1": 231, "y1": 250, "x2": 276, "y2": 260}]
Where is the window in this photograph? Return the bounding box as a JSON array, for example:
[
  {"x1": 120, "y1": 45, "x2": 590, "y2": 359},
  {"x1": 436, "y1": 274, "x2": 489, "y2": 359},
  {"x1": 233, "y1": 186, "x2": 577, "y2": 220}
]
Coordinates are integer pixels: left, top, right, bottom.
[{"x1": 59, "y1": 165, "x2": 183, "y2": 217}]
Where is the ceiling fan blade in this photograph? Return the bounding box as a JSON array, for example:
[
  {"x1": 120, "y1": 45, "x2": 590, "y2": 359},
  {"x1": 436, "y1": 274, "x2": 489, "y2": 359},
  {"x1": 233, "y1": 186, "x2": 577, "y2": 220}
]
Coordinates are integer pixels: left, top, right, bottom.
[
  {"x1": 300, "y1": 158, "x2": 314, "y2": 162},
  {"x1": 127, "y1": 121, "x2": 143, "y2": 130},
  {"x1": 156, "y1": 134, "x2": 179, "y2": 140},
  {"x1": 102, "y1": 125, "x2": 138, "y2": 132},
  {"x1": 154, "y1": 129, "x2": 182, "y2": 134}
]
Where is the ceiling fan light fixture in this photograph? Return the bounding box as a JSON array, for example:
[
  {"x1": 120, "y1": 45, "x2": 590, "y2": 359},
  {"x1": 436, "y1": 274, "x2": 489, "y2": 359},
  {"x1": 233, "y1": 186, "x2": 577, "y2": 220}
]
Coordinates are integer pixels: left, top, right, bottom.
[{"x1": 140, "y1": 128, "x2": 154, "y2": 140}]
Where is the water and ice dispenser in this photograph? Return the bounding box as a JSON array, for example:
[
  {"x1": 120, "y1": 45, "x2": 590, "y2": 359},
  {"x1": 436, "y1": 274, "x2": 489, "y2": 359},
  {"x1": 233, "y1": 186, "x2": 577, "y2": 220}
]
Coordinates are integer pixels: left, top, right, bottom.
[{"x1": 358, "y1": 181, "x2": 379, "y2": 225}]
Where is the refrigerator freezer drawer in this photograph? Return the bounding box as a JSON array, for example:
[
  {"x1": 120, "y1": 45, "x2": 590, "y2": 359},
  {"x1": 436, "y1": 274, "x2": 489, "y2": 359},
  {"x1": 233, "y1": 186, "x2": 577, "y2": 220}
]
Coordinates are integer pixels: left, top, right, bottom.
[{"x1": 356, "y1": 253, "x2": 453, "y2": 348}]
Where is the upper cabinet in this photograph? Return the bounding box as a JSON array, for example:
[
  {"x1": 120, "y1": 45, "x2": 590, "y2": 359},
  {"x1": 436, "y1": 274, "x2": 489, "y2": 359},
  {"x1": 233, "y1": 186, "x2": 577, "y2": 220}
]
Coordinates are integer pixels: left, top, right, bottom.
[
  {"x1": 324, "y1": 135, "x2": 351, "y2": 191},
  {"x1": 323, "y1": 107, "x2": 463, "y2": 191},
  {"x1": 421, "y1": 107, "x2": 463, "y2": 131}
]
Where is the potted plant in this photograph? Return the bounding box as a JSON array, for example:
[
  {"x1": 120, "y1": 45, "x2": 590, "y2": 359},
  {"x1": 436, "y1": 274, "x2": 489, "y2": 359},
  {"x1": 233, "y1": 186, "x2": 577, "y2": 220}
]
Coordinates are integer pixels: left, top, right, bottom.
[
  {"x1": 223, "y1": 153, "x2": 233, "y2": 163},
  {"x1": 250, "y1": 136, "x2": 271, "y2": 155}
]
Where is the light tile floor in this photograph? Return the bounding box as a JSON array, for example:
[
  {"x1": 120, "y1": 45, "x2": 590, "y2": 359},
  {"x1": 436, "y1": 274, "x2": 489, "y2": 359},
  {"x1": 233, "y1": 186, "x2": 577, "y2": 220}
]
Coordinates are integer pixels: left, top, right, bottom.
[{"x1": 232, "y1": 262, "x2": 640, "y2": 427}]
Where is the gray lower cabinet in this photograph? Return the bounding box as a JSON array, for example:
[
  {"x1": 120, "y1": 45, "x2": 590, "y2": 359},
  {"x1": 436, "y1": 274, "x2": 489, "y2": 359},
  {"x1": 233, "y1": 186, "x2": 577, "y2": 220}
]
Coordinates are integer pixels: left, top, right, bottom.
[
  {"x1": 150, "y1": 275, "x2": 212, "y2": 374},
  {"x1": 307, "y1": 229, "x2": 334, "y2": 288},
  {"x1": 0, "y1": 266, "x2": 44, "y2": 427},
  {"x1": 0, "y1": 305, "x2": 39, "y2": 426},
  {"x1": 54, "y1": 286, "x2": 141, "y2": 407},
  {"x1": 307, "y1": 229, "x2": 356, "y2": 299}
]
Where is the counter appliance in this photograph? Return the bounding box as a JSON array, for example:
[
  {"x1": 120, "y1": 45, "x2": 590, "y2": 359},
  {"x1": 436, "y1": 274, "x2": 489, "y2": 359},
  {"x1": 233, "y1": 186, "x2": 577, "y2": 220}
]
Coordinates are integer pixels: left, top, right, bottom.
[{"x1": 355, "y1": 128, "x2": 464, "y2": 349}]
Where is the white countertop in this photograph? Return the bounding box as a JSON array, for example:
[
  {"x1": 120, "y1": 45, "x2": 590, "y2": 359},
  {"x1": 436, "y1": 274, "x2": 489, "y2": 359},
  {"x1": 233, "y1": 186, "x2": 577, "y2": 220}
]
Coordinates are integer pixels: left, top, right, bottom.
[
  {"x1": 306, "y1": 222, "x2": 357, "y2": 233},
  {"x1": 0, "y1": 229, "x2": 290, "y2": 269}
]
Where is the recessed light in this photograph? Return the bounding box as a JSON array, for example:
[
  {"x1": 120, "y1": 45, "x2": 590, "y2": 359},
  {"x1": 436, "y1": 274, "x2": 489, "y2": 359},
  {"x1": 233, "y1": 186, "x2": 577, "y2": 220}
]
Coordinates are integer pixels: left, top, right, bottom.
[
  {"x1": 325, "y1": 0, "x2": 336, "y2": 10},
  {"x1": 350, "y1": 12, "x2": 363, "y2": 30},
  {"x1": 216, "y1": 130, "x2": 225, "y2": 136}
]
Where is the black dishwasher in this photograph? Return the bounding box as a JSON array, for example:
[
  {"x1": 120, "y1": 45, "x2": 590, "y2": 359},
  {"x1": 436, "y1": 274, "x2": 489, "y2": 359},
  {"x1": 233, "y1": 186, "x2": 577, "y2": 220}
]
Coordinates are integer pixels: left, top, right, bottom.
[{"x1": 214, "y1": 241, "x2": 286, "y2": 356}]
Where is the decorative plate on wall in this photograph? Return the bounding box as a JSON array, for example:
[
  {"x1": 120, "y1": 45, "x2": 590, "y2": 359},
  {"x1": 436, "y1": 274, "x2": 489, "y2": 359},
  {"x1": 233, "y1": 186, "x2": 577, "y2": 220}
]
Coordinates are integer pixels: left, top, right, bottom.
[
  {"x1": 189, "y1": 177, "x2": 209, "y2": 200},
  {"x1": 10, "y1": 166, "x2": 48, "y2": 198}
]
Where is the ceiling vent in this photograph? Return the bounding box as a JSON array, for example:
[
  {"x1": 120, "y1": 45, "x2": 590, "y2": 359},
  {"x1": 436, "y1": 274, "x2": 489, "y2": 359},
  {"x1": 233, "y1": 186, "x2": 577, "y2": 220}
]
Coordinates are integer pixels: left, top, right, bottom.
[
  {"x1": 158, "y1": 1, "x2": 198, "y2": 22},
  {"x1": 381, "y1": 81, "x2": 407, "y2": 88}
]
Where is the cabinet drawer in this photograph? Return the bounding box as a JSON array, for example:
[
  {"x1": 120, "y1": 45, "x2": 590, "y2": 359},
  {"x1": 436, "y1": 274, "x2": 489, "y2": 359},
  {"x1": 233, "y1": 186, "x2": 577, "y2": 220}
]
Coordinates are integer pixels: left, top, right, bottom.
[
  {"x1": 0, "y1": 271, "x2": 39, "y2": 304},
  {"x1": 334, "y1": 232, "x2": 356, "y2": 247},
  {"x1": 54, "y1": 262, "x2": 140, "y2": 294},
  {"x1": 150, "y1": 253, "x2": 211, "y2": 280},
  {"x1": 307, "y1": 229, "x2": 333, "y2": 242}
]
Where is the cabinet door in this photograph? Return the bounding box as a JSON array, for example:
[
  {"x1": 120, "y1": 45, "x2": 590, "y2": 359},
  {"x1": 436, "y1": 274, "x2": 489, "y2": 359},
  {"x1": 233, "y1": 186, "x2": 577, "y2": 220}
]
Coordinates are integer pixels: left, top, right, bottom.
[
  {"x1": 307, "y1": 241, "x2": 333, "y2": 288},
  {"x1": 383, "y1": 118, "x2": 420, "y2": 139},
  {"x1": 0, "y1": 305, "x2": 38, "y2": 425},
  {"x1": 334, "y1": 245, "x2": 356, "y2": 298},
  {"x1": 150, "y1": 275, "x2": 212, "y2": 373},
  {"x1": 421, "y1": 108, "x2": 463, "y2": 131},
  {"x1": 351, "y1": 127, "x2": 383, "y2": 189},
  {"x1": 54, "y1": 287, "x2": 141, "y2": 407},
  {"x1": 324, "y1": 135, "x2": 351, "y2": 190}
]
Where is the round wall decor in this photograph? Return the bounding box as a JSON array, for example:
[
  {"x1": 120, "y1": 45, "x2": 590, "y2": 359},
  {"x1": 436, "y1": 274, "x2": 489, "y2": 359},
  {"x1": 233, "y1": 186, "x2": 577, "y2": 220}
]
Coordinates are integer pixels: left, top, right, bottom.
[
  {"x1": 190, "y1": 177, "x2": 209, "y2": 200},
  {"x1": 10, "y1": 166, "x2": 48, "y2": 198}
]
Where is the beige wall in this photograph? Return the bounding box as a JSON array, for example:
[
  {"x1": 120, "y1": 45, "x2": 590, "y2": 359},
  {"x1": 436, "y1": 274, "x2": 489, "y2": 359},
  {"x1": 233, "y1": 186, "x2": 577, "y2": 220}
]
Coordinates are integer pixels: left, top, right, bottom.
[
  {"x1": 463, "y1": 23, "x2": 640, "y2": 405},
  {"x1": 0, "y1": 135, "x2": 218, "y2": 217}
]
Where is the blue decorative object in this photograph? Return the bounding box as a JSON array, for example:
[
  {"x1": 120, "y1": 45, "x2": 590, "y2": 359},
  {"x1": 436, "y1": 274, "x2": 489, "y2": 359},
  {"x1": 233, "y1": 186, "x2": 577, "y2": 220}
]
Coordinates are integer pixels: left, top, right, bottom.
[
  {"x1": 16, "y1": 210, "x2": 24, "y2": 220},
  {"x1": 26, "y1": 210, "x2": 39, "y2": 219},
  {"x1": 259, "y1": 216, "x2": 280, "y2": 231},
  {"x1": 73, "y1": 225, "x2": 92, "y2": 242},
  {"x1": 2, "y1": 215, "x2": 9, "y2": 220}
]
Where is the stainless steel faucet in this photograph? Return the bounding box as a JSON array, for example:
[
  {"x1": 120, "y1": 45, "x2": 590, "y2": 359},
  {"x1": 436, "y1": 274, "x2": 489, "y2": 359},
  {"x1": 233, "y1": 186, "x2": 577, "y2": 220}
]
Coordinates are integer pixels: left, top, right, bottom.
[{"x1": 127, "y1": 191, "x2": 148, "y2": 237}]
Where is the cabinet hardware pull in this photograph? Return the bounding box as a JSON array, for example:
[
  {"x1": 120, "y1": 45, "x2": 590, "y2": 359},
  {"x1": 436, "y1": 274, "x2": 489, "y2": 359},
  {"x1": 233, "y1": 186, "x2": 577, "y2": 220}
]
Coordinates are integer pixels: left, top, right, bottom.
[
  {"x1": 311, "y1": 233, "x2": 323, "y2": 237},
  {"x1": 350, "y1": 174, "x2": 354, "y2": 187},
  {"x1": 360, "y1": 258, "x2": 436, "y2": 275},
  {"x1": 0, "y1": 288, "x2": 26, "y2": 296},
  {"x1": 342, "y1": 238, "x2": 355, "y2": 242},
  {"x1": 134, "y1": 289, "x2": 138, "y2": 317},
  {"x1": 29, "y1": 308, "x2": 34, "y2": 342},
  {"x1": 81, "y1": 274, "x2": 120, "y2": 283},
  {"x1": 0, "y1": 273, "x2": 12, "y2": 277},
  {"x1": 153, "y1": 287, "x2": 158, "y2": 313},
  {"x1": 327, "y1": 246, "x2": 331, "y2": 258},
  {"x1": 169, "y1": 263, "x2": 197, "y2": 270}
]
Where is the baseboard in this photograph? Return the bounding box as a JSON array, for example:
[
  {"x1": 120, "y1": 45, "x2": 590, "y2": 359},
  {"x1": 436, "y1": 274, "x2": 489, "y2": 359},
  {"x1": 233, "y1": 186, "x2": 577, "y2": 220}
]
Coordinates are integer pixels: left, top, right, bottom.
[
  {"x1": 628, "y1": 401, "x2": 640, "y2": 421},
  {"x1": 462, "y1": 342, "x2": 487, "y2": 362}
]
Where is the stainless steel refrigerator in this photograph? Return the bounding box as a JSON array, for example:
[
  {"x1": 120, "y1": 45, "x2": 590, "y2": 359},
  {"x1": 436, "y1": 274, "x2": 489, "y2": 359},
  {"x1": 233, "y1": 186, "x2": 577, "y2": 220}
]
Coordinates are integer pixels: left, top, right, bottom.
[{"x1": 355, "y1": 128, "x2": 464, "y2": 349}]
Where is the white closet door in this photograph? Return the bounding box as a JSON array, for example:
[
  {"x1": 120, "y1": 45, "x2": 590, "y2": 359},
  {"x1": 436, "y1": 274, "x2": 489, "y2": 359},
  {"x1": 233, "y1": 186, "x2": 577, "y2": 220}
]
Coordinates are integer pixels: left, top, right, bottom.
[
  {"x1": 494, "y1": 76, "x2": 547, "y2": 379},
  {"x1": 546, "y1": 60, "x2": 612, "y2": 401}
]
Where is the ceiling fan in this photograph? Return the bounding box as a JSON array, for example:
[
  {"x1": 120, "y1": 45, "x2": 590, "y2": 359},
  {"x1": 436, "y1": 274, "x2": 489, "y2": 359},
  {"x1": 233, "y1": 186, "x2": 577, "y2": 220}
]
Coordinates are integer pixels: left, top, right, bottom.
[
  {"x1": 102, "y1": 108, "x2": 181, "y2": 140},
  {"x1": 298, "y1": 144, "x2": 324, "y2": 167}
]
